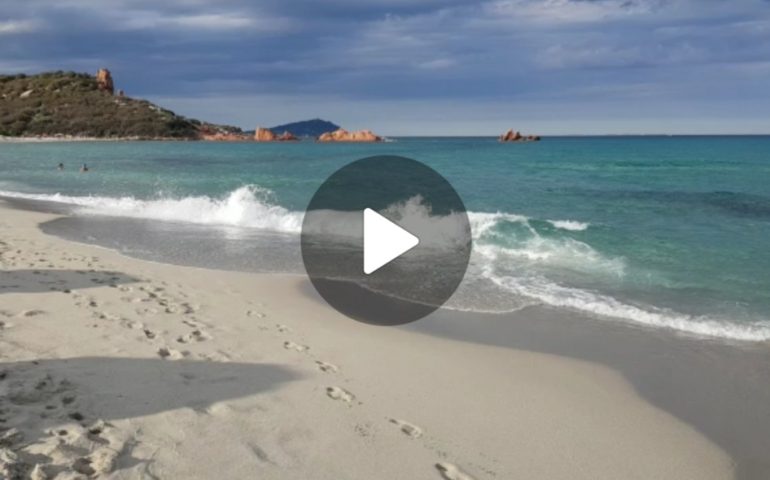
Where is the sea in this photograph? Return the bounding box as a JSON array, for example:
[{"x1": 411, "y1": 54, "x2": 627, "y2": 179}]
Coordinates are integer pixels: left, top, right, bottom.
[{"x1": 1, "y1": 136, "x2": 769, "y2": 342}]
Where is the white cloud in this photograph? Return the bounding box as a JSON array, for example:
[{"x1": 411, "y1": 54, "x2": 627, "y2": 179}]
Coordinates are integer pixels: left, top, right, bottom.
[
  {"x1": 536, "y1": 42, "x2": 709, "y2": 69},
  {"x1": 0, "y1": 19, "x2": 43, "y2": 35},
  {"x1": 120, "y1": 11, "x2": 293, "y2": 32},
  {"x1": 416, "y1": 58, "x2": 456, "y2": 69},
  {"x1": 479, "y1": 0, "x2": 661, "y2": 26}
]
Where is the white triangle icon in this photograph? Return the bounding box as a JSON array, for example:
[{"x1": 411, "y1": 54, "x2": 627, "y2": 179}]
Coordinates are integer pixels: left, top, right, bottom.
[{"x1": 363, "y1": 208, "x2": 420, "y2": 275}]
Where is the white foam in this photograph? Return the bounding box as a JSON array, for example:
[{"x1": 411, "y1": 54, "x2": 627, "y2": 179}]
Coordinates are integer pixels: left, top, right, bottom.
[
  {"x1": 548, "y1": 219, "x2": 589, "y2": 231},
  {"x1": 470, "y1": 211, "x2": 622, "y2": 276},
  {"x1": 468, "y1": 211, "x2": 530, "y2": 237},
  {"x1": 304, "y1": 195, "x2": 472, "y2": 249},
  {"x1": 0, "y1": 186, "x2": 303, "y2": 233},
  {"x1": 470, "y1": 212, "x2": 770, "y2": 342},
  {"x1": 482, "y1": 270, "x2": 770, "y2": 342}
]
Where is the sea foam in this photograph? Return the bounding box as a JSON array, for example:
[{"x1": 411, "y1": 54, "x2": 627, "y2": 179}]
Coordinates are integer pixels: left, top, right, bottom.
[
  {"x1": 0, "y1": 186, "x2": 303, "y2": 233},
  {"x1": 3, "y1": 185, "x2": 769, "y2": 342}
]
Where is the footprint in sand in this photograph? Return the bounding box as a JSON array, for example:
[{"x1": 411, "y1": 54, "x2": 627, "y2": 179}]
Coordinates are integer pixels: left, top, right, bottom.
[
  {"x1": 182, "y1": 319, "x2": 199, "y2": 328},
  {"x1": 388, "y1": 418, "x2": 423, "y2": 438},
  {"x1": 315, "y1": 361, "x2": 339, "y2": 374},
  {"x1": 435, "y1": 463, "x2": 477, "y2": 480},
  {"x1": 157, "y1": 347, "x2": 187, "y2": 360},
  {"x1": 276, "y1": 324, "x2": 290, "y2": 333},
  {"x1": 120, "y1": 319, "x2": 143, "y2": 330},
  {"x1": 246, "y1": 310, "x2": 266, "y2": 319},
  {"x1": 326, "y1": 386, "x2": 355, "y2": 404},
  {"x1": 164, "y1": 302, "x2": 195, "y2": 315},
  {"x1": 283, "y1": 341, "x2": 309, "y2": 352},
  {"x1": 179, "y1": 303, "x2": 197, "y2": 314},
  {"x1": 176, "y1": 330, "x2": 211, "y2": 344},
  {"x1": 16, "y1": 309, "x2": 46, "y2": 317}
]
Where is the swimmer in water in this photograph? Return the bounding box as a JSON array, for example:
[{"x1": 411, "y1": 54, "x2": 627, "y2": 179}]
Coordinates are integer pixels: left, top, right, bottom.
[
  {"x1": 80, "y1": 164, "x2": 89, "y2": 173},
  {"x1": 57, "y1": 162, "x2": 64, "y2": 170}
]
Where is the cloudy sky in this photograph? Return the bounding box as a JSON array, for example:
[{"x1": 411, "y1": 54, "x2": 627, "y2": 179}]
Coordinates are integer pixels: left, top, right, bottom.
[{"x1": 1, "y1": 0, "x2": 769, "y2": 134}]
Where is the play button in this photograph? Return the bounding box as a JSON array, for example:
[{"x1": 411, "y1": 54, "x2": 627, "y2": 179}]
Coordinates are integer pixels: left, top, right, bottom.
[
  {"x1": 301, "y1": 156, "x2": 472, "y2": 326},
  {"x1": 363, "y1": 208, "x2": 419, "y2": 274}
]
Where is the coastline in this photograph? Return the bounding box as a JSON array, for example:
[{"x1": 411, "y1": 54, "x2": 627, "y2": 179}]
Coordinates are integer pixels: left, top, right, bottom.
[
  {"x1": 0, "y1": 199, "x2": 757, "y2": 479},
  {"x1": 0, "y1": 136, "x2": 196, "y2": 143}
]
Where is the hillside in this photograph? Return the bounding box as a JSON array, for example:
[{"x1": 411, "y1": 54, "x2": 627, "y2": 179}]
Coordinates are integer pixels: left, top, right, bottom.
[
  {"x1": 269, "y1": 118, "x2": 340, "y2": 137},
  {"x1": 0, "y1": 70, "x2": 238, "y2": 139}
]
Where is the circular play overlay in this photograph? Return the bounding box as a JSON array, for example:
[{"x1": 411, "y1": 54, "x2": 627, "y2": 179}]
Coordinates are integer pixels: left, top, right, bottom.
[{"x1": 301, "y1": 156, "x2": 472, "y2": 326}]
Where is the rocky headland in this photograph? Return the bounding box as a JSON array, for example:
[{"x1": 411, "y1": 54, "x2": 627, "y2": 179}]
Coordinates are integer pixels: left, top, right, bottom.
[
  {"x1": 0, "y1": 69, "x2": 240, "y2": 140},
  {"x1": 2, "y1": 68, "x2": 535, "y2": 143}
]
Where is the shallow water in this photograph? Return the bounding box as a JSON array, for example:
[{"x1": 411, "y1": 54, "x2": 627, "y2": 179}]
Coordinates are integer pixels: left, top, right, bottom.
[{"x1": 2, "y1": 136, "x2": 769, "y2": 340}]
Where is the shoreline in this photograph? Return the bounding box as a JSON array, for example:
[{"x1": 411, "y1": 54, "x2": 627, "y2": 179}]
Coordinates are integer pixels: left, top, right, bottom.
[
  {"x1": 2, "y1": 200, "x2": 768, "y2": 478},
  {"x1": 4, "y1": 193, "x2": 764, "y2": 344}
]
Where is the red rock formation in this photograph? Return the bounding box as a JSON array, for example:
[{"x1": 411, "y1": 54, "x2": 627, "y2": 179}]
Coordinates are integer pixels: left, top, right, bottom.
[
  {"x1": 277, "y1": 131, "x2": 299, "y2": 141},
  {"x1": 499, "y1": 129, "x2": 540, "y2": 142},
  {"x1": 254, "y1": 127, "x2": 278, "y2": 142},
  {"x1": 200, "y1": 132, "x2": 249, "y2": 141},
  {"x1": 317, "y1": 128, "x2": 382, "y2": 142},
  {"x1": 198, "y1": 124, "x2": 249, "y2": 141},
  {"x1": 96, "y1": 68, "x2": 114, "y2": 95}
]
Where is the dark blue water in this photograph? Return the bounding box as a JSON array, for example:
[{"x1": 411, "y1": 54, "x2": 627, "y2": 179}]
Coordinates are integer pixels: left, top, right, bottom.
[{"x1": 1, "y1": 136, "x2": 769, "y2": 341}]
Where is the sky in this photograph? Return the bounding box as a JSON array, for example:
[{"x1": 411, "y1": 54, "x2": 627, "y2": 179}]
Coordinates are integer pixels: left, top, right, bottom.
[{"x1": 1, "y1": 0, "x2": 769, "y2": 135}]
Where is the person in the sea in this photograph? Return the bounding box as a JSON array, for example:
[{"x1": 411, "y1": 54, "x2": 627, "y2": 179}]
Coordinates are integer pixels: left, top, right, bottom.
[
  {"x1": 80, "y1": 163, "x2": 89, "y2": 173},
  {"x1": 57, "y1": 162, "x2": 64, "y2": 170}
]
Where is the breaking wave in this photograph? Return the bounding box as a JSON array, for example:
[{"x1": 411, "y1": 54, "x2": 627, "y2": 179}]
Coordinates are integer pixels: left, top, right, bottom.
[
  {"x1": 548, "y1": 219, "x2": 589, "y2": 231},
  {"x1": 3, "y1": 185, "x2": 769, "y2": 342},
  {"x1": 0, "y1": 186, "x2": 303, "y2": 233}
]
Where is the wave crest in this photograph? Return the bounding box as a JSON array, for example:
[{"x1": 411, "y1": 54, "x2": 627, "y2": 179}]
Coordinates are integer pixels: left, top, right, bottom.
[{"x1": 0, "y1": 186, "x2": 303, "y2": 233}]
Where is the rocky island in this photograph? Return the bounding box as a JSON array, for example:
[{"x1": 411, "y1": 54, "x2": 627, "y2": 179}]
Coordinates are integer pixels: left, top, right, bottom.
[
  {"x1": 317, "y1": 129, "x2": 382, "y2": 142},
  {"x1": 499, "y1": 129, "x2": 541, "y2": 142},
  {"x1": 267, "y1": 119, "x2": 340, "y2": 138},
  {"x1": 253, "y1": 127, "x2": 298, "y2": 142}
]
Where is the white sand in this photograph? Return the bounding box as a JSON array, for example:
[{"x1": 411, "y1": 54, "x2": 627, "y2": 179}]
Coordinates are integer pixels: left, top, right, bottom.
[{"x1": 0, "y1": 202, "x2": 734, "y2": 479}]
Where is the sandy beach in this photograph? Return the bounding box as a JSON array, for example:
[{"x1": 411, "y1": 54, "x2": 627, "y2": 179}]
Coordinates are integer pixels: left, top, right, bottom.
[{"x1": 1, "y1": 199, "x2": 753, "y2": 479}]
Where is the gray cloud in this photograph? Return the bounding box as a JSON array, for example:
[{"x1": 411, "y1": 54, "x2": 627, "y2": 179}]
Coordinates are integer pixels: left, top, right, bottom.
[{"x1": 0, "y1": 0, "x2": 768, "y2": 133}]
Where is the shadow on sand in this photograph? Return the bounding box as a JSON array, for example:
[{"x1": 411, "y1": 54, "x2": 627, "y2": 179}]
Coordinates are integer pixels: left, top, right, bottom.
[
  {"x1": 0, "y1": 356, "x2": 301, "y2": 474},
  {"x1": 1, "y1": 356, "x2": 300, "y2": 421},
  {"x1": 0, "y1": 269, "x2": 138, "y2": 294}
]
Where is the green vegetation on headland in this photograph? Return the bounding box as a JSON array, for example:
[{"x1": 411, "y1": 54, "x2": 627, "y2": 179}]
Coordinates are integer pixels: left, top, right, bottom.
[
  {"x1": 0, "y1": 70, "x2": 239, "y2": 140},
  {"x1": 0, "y1": 69, "x2": 538, "y2": 142}
]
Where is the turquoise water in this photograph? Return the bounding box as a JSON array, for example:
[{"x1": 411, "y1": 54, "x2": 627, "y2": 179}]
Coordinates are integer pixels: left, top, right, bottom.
[{"x1": 1, "y1": 137, "x2": 769, "y2": 340}]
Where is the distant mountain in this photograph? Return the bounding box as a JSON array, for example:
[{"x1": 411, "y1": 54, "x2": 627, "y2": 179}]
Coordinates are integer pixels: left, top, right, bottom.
[
  {"x1": 269, "y1": 118, "x2": 340, "y2": 137},
  {"x1": 0, "y1": 70, "x2": 241, "y2": 139}
]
